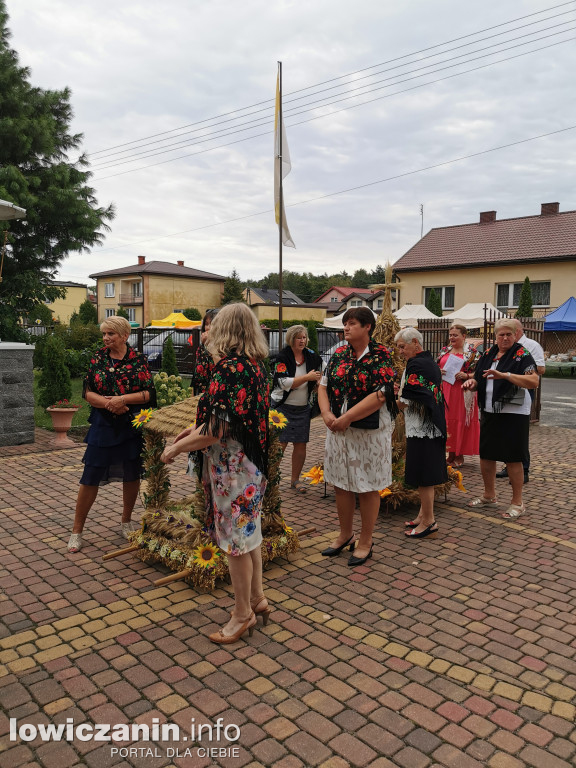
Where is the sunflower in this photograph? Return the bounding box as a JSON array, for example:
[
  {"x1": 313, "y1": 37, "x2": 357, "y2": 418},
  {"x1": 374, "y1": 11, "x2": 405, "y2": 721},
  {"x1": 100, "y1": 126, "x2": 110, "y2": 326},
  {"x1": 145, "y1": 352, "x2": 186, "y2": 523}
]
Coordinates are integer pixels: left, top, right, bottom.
[
  {"x1": 269, "y1": 409, "x2": 288, "y2": 429},
  {"x1": 191, "y1": 542, "x2": 220, "y2": 569},
  {"x1": 132, "y1": 408, "x2": 154, "y2": 428},
  {"x1": 378, "y1": 487, "x2": 392, "y2": 498},
  {"x1": 301, "y1": 464, "x2": 324, "y2": 484},
  {"x1": 447, "y1": 466, "x2": 467, "y2": 492}
]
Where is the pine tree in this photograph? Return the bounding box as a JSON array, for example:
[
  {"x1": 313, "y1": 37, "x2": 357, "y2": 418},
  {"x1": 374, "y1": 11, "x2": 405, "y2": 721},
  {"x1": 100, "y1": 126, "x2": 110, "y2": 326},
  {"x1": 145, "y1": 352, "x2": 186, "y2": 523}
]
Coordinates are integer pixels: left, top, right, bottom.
[
  {"x1": 0, "y1": 1, "x2": 114, "y2": 340},
  {"x1": 161, "y1": 336, "x2": 179, "y2": 376},
  {"x1": 515, "y1": 277, "x2": 533, "y2": 318},
  {"x1": 222, "y1": 269, "x2": 245, "y2": 304},
  {"x1": 38, "y1": 335, "x2": 72, "y2": 408},
  {"x1": 78, "y1": 298, "x2": 98, "y2": 325},
  {"x1": 426, "y1": 288, "x2": 443, "y2": 317}
]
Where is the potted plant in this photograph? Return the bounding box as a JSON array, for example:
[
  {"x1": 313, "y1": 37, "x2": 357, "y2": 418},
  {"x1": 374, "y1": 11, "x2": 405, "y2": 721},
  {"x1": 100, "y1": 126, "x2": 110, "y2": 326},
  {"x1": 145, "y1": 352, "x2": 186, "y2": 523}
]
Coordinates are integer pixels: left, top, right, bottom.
[
  {"x1": 38, "y1": 335, "x2": 78, "y2": 447},
  {"x1": 46, "y1": 399, "x2": 80, "y2": 447}
]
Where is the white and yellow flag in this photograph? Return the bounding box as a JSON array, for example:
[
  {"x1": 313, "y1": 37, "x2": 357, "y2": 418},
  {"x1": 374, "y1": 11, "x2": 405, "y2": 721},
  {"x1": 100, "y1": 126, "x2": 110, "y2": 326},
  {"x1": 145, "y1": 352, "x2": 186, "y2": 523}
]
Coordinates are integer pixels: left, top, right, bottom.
[{"x1": 274, "y1": 73, "x2": 295, "y2": 248}]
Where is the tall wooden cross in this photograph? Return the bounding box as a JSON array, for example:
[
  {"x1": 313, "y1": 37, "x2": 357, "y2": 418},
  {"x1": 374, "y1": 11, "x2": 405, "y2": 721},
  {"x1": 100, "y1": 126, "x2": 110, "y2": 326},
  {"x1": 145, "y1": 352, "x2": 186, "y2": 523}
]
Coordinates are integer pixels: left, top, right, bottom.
[{"x1": 369, "y1": 262, "x2": 403, "y2": 315}]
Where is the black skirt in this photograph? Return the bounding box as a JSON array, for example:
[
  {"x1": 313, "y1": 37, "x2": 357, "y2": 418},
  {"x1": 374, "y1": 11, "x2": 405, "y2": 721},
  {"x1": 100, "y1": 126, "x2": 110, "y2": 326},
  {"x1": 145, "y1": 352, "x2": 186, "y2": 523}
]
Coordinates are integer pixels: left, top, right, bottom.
[
  {"x1": 274, "y1": 403, "x2": 312, "y2": 443},
  {"x1": 479, "y1": 411, "x2": 529, "y2": 463},
  {"x1": 405, "y1": 436, "x2": 448, "y2": 488}
]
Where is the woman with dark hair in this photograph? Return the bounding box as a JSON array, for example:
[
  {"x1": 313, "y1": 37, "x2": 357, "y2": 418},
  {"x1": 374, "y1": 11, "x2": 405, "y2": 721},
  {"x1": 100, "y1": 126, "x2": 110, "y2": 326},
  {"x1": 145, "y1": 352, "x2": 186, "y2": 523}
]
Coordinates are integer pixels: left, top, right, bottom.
[
  {"x1": 462, "y1": 318, "x2": 538, "y2": 519},
  {"x1": 271, "y1": 324, "x2": 323, "y2": 492},
  {"x1": 192, "y1": 308, "x2": 219, "y2": 394},
  {"x1": 437, "y1": 324, "x2": 480, "y2": 467},
  {"x1": 161, "y1": 303, "x2": 270, "y2": 644},
  {"x1": 68, "y1": 316, "x2": 156, "y2": 552},
  {"x1": 318, "y1": 307, "x2": 397, "y2": 567}
]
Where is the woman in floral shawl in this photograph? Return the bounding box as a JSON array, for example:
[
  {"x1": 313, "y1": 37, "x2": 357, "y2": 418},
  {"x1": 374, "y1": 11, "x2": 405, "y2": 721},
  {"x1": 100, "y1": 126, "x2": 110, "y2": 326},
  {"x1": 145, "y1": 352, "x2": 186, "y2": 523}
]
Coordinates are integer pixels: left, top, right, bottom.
[
  {"x1": 462, "y1": 318, "x2": 538, "y2": 520},
  {"x1": 437, "y1": 324, "x2": 481, "y2": 466},
  {"x1": 161, "y1": 303, "x2": 270, "y2": 644},
  {"x1": 68, "y1": 316, "x2": 156, "y2": 553},
  {"x1": 318, "y1": 307, "x2": 397, "y2": 568}
]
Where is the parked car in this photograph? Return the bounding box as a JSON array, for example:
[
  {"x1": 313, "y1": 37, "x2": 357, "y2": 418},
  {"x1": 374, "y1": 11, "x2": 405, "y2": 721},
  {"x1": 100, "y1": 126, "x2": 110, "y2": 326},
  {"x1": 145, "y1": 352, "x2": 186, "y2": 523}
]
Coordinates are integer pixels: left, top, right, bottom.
[{"x1": 141, "y1": 329, "x2": 195, "y2": 371}]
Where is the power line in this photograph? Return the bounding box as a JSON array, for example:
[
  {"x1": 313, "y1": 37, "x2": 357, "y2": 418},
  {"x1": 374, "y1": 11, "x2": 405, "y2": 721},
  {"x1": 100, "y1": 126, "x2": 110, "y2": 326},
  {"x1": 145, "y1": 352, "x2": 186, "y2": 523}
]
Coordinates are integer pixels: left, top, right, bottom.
[
  {"x1": 88, "y1": 2, "x2": 575, "y2": 159},
  {"x1": 94, "y1": 34, "x2": 576, "y2": 180},
  {"x1": 90, "y1": 14, "x2": 576, "y2": 170},
  {"x1": 94, "y1": 123, "x2": 576, "y2": 252}
]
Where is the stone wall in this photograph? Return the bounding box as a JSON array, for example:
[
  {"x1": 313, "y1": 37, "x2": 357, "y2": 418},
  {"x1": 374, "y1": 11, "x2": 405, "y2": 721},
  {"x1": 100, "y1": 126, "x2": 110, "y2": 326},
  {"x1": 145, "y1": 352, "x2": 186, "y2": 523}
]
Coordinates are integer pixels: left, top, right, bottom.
[{"x1": 0, "y1": 342, "x2": 35, "y2": 446}]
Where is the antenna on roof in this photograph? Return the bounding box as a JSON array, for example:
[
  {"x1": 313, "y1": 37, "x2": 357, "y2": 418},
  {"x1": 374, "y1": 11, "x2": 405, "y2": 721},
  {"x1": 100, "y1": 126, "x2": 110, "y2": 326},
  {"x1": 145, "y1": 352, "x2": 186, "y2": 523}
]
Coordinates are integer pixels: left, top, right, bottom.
[{"x1": 420, "y1": 204, "x2": 424, "y2": 239}]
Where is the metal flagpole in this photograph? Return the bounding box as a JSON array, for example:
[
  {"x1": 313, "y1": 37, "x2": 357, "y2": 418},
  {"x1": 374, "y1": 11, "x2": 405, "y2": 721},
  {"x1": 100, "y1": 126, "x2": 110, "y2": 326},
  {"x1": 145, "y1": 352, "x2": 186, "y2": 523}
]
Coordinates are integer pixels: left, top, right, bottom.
[{"x1": 277, "y1": 61, "x2": 284, "y2": 346}]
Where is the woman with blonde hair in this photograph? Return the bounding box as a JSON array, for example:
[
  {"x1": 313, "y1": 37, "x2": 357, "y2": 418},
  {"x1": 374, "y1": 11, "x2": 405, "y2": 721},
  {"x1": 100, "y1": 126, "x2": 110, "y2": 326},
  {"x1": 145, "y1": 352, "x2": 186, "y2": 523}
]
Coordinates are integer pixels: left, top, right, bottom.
[
  {"x1": 68, "y1": 316, "x2": 156, "y2": 552},
  {"x1": 463, "y1": 318, "x2": 538, "y2": 519},
  {"x1": 161, "y1": 303, "x2": 271, "y2": 643},
  {"x1": 272, "y1": 324, "x2": 323, "y2": 492},
  {"x1": 437, "y1": 324, "x2": 480, "y2": 467}
]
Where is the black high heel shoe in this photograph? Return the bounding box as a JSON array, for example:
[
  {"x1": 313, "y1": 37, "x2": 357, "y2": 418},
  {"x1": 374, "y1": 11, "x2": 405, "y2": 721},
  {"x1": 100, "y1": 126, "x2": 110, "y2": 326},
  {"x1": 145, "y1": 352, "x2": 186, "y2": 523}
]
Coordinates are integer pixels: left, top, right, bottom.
[
  {"x1": 348, "y1": 545, "x2": 373, "y2": 567},
  {"x1": 404, "y1": 522, "x2": 438, "y2": 539},
  {"x1": 321, "y1": 534, "x2": 355, "y2": 557}
]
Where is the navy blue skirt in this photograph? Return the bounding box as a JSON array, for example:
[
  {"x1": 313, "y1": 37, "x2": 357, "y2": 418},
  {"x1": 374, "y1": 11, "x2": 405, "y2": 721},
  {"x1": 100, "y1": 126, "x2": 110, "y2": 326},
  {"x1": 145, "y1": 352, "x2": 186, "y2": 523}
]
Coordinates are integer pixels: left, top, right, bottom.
[{"x1": 80, "y1": 408, "x2": 144, "y2": 486}]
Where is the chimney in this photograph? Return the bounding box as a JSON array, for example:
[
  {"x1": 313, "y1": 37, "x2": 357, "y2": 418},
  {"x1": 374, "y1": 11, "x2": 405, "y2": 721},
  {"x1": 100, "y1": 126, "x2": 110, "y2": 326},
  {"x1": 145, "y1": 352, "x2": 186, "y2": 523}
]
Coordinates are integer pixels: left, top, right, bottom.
[
  {"x1": 479, "y1": 211, "x2": 497, "y2": 224},
  {"x1": 177, "y1": 260, "x2": 184, "y2": 266},
  {"x1": 138, "y1": 255, "x2": 145, "y2": 265},
  {"x1": 541, "y1": 202, "x2": 559, "y2": 216}
]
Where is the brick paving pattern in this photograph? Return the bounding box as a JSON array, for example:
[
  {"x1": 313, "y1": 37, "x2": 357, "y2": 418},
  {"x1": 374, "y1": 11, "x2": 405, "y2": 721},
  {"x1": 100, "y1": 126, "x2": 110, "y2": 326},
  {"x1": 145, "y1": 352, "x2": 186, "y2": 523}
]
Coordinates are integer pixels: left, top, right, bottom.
[{"x1": 1, "y1": 420, "x2": 576, "y2": 767}]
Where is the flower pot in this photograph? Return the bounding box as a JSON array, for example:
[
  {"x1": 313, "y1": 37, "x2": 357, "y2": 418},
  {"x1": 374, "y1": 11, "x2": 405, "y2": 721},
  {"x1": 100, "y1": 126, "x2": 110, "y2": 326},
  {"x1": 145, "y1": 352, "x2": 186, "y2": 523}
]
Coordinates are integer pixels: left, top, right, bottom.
[{"x1": 46, "y1": 406, "x2": 79, "y2": 448}]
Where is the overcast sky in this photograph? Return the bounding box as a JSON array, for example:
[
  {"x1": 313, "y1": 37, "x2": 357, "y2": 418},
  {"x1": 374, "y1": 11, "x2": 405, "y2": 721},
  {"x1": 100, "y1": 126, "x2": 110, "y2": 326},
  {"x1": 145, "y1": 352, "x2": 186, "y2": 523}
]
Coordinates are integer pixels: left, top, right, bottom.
[{"x1": 6, "y1": 0, "x2": 576, "y2": 287}]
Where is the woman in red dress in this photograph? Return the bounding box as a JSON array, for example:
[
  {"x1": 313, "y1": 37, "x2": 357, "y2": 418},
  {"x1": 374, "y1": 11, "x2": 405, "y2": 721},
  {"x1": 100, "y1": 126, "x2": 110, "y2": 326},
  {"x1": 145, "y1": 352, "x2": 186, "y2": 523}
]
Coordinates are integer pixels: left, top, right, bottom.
[{"x1": 437, "y1": 324, "x2": 480, "y2": 467}]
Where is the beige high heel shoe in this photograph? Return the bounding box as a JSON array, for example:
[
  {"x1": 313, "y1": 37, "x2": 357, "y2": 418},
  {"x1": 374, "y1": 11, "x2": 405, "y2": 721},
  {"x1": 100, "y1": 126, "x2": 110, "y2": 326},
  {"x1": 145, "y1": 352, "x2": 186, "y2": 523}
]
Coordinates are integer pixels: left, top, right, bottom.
[
  {"x1": 209, "y1": 612, "x2": 256, "y2": 644},
  {"x1": 251, "y1": 595, "x2": 272, "y2": 626}
]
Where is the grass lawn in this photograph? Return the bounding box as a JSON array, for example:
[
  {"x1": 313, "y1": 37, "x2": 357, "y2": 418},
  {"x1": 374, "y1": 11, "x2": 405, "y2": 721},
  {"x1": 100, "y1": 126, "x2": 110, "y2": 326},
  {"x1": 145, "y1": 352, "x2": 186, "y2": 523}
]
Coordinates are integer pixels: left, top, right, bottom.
[{"x1": 33, "y1": 373, "x2": 91, "y2": 430}]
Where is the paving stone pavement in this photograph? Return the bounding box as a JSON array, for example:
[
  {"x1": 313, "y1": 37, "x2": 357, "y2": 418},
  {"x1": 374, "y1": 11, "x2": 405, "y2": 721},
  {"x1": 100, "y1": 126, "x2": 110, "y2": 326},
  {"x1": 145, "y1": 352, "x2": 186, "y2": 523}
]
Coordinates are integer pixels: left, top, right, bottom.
[{"x1": 1, "y1": 421, "x2": 576, "y2": 768}]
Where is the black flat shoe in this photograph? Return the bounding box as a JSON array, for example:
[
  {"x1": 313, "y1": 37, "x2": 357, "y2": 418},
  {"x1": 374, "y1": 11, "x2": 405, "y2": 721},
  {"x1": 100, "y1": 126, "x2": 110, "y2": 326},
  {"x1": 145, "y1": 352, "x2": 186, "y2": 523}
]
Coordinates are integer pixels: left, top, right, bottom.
[
  {"x1": 348, "y1": 545, "x2": 373, "y2": 567},
  {"x1": 321, "y1": 535, "x2": 355, "y2": 557},
  {"x1": 405, "y1": 522, "x2": 438, "y2": 539}
]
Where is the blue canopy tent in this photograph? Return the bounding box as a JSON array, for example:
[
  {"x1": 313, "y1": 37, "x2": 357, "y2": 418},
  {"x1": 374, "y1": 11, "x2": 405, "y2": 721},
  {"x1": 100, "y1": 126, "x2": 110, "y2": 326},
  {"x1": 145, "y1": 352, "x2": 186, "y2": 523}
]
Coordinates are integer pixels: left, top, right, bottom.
[{"x1": 543, "y1": 297, "x2": 576, "y2": 331}]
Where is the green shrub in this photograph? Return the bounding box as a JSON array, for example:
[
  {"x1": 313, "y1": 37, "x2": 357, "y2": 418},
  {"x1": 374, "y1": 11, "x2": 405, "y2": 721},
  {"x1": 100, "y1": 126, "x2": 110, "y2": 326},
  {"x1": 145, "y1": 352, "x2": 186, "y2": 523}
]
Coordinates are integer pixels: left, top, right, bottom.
[
  {"x1": 154, "y1": 372, "x2": 187, "y2": 408},
  {"x1": 38, "y1": 335, "x2": 72, "y2": 408},
  {"x1": 161, "y1": 336, "x2": 179, "y2": 375},
  {"x1": 183, "y1": 307, "x2": 202, "y2": 321},
  {"x1": 515, "y1": 277, "x2": 533, "y2": 318},
  {"x1": 426, "y1": 289, "x2": 443, "y2": 317}
]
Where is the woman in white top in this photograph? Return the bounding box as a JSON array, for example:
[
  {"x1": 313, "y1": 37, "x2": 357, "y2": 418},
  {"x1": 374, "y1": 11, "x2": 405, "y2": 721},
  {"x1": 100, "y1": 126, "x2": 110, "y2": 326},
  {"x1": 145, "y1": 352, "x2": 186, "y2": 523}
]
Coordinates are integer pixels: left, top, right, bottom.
[{"x1": 271, "y1": 325, "x2": 323, "y2": 493}]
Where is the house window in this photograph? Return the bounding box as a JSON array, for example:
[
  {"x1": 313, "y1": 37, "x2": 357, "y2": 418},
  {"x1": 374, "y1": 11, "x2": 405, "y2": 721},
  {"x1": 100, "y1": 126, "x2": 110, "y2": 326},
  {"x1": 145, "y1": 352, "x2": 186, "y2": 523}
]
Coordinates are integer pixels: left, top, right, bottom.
[
  {"x1": 126, "y1": 308, "x2": 136, "y2": 322},
  {"x1": 496, "y1": 281, "x2": 550, "y2": 309},
  {"x1": 132, "y1": 282, "x2": 142, "y2": 298},
  {"x1": 423, "y1": 286, "x2": 454, "y2": 310},
  {"x1": 376, "y1": 299, "x2": 383, "y2": 309},
  {"x1": 104, "y1": 282, "x2": 115, "y2": 298},
  {"x1": 105, "y1": 308, "x2": 115, "y2": 318},
  {"x1": 350, "y1": 299, "x2": 363, "y2": 307},
  {"x1": 330, "y1": 297, "x2": 339, "y2": 303}
]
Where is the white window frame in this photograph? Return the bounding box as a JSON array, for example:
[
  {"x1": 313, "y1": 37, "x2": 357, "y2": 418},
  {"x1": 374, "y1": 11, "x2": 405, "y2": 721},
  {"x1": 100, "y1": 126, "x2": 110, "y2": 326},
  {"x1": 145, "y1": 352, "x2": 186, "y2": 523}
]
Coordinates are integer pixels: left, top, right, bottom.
[
  {"x1": 126, "y1": 308, "x2": 136, "y2": 322},
  {"x1": 132, "y1": 282, "x2": 142, "y2": 298},
  {"x1": 423, "y1": 286, "x2": 454, "y2": 311},
  {"x1": 330, "y1": 296, "x2": 340, "y2": 303},
  {"x1": 104, "y1": 282, "x2": 115, "y2": 298},
  {"x1": 105, "y1": 308, "x2": 115, "y2": 318},
  {"x1": 496, "y1": 281, "x2": 551, "y2": 309},
  {"x1": 376, "y1": 299, "x2": 383, "y2": 309},
  {"x1": 350, "y1": 299, "x2": 363, "y2": 307}
]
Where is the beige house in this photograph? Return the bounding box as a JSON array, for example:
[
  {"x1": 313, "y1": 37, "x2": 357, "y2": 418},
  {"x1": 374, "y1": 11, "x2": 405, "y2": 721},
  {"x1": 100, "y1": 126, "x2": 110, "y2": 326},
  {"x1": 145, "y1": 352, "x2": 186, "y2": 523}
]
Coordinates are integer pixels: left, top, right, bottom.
[
  {"x1": 46, "y1": 281, "x2": 88, "y2": 323},
  {"x1": 251, "y1": 304, "x2": 327, "y2": 323},
  {"x1": 393, "y1": 203, "x2": 576, "y2": 315},
  {"x1": 90, "y1": 257, "x2": 225, "y2": 326}
]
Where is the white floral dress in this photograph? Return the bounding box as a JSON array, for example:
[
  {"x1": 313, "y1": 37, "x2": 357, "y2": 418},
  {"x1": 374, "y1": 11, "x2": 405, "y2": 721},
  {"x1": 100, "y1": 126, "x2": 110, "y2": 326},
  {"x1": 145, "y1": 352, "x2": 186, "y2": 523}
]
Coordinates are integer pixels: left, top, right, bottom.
[{"x1": 202, "y1": 438, "x2": 266, "y2": 556}]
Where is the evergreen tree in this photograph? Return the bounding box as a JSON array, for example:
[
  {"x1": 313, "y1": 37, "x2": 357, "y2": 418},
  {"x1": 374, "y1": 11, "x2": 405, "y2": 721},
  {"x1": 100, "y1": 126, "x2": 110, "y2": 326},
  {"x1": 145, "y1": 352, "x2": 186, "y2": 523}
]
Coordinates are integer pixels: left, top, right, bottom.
[
  {"x1": 26, "y1": 302, "x2": 53, "y2": 326},
  {"x1": 78, "y1": 298, "x2": 98, "y2": 324},
  {"x1": 426, "y1": 288, "x2": 443, "y2": 317},
  {"x1": 0, "y1": 2, "x2": 114, "y2": 340},
  {"x1": 38, "y1": 334, "x2": 72, "y2": 408},
  {"x1": 161, "y1": 336, "x2": 178, "y2": 376},
  {"x1": 116, "y1": 306, "x2": 129, "y2": 320},
  {"x1": 183, "y1": 307, "x2": 202, "y2": 321},
  {"x1": 222, "y1": 269, "x2": 245, "y2": 304},
  {"x1": 515, "y1": 277, "x2": 533, "y2": 318}
]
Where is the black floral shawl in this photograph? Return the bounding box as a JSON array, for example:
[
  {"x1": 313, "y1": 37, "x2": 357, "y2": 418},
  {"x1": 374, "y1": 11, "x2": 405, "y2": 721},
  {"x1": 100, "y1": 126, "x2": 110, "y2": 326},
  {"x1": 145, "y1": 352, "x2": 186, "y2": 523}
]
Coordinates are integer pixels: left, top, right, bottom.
[
  {"x1": 474, "y1": 342, "x2": 536, "y2": 412},
  {"x1": 192, "y1": 343, "x2": 215, "y2": 394},
  {"x1": 402, "y1": 351, "x2": 446, "y2": 437},
  {"x1": 195, "y1": 352, "x2": 270, "y2": 476},
  {"x1": 272, "y1": 345, "x2": 323, "y2": 405},
  {"x1": 326, "y1": 341, "x2": 397, "y2": 420},
  {"x1": 82, "y1": 344, "x2": 156, "y2": 431}
]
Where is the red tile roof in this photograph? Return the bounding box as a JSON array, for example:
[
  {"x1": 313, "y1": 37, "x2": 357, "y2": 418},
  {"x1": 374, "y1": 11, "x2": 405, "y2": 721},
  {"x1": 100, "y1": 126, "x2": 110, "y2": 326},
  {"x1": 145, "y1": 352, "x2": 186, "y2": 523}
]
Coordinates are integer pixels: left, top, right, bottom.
[
  {"x1": 314, "y1": 286, "x2": 376, "y2": 302},
  {"x1": 394, "y1": 208, "x2": 576, "y2": 273}
]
